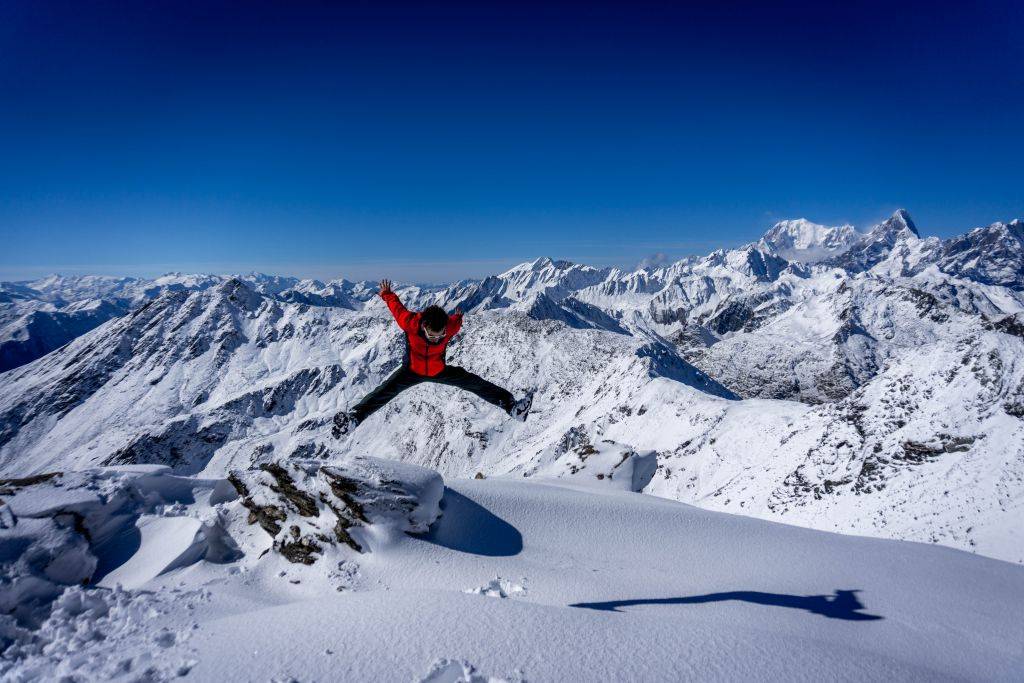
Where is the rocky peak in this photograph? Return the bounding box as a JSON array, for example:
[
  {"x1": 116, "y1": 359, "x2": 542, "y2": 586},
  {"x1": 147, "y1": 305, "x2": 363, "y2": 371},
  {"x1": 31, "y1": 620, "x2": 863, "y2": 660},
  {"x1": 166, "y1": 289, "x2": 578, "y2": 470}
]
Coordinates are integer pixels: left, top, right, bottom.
[
  {"x1": 720, "y1": 245, "x2": 790, "y2": 282},
  {"x1": 823, "y1": 210, "x2": 920, "y2": 273},
  {"x1": 213, "y1": 278, "x2": 264, "y2": 311},
  {"x1": 937, "y1": 218, "x2": 1024, "y2": 289},
  {"x1": 870, "y1": 209, "x2": 919, "y2": 240}
]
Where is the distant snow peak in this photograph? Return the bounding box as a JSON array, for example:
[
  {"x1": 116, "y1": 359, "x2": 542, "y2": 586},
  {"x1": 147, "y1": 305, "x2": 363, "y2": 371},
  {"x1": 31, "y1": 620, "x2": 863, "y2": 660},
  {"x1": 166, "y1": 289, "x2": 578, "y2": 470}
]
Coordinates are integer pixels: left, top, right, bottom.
[
  {"x1": 757, "y1": 209, "x2": 919, "y2": 267},
  {"x1": 531, "y1": 256, "x2": 557, "y2": 270},
  {"x1": 731, "y1": 246, "x2": 790, "y2": 281},
  {"x1": 820, "y1": 209, "x2": 921, "y2": 272},
  {"x1": 759, "y1": 218, "x2": 859, "y2": 264},
  {"x1": 503, "y1": 256, "x2": 584, "y2": 278},
  {"x1": 212, "y1": 277, "x2": 264, "y2": 312},
  {"x1": 472, "y1": 256, "x2": 610, "y2": 307},
  {"x1": 884, "y1": 208, "x2": 919, "y2": 237},
  {"x1": 938, "y1": 218, "x2": 1024, "y2": 289},
  {"x1": 862, "y1": 209, "x2": 919, "y2": 246}
]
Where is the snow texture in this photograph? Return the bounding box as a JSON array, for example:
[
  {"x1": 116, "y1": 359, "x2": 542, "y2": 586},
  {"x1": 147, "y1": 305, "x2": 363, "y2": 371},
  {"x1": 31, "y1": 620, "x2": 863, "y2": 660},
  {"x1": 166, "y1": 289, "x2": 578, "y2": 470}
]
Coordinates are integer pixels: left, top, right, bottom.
[{"x1": 4, "y1": 469, "x2": 1023, "y2": 681}]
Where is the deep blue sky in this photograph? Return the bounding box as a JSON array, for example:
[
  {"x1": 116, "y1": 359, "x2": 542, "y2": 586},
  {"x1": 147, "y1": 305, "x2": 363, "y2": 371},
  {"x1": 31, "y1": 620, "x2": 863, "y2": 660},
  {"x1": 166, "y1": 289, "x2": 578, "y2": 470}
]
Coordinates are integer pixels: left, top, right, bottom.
[{"x1": 2, "y1": 1, "x2": 1022, "y2": 282}]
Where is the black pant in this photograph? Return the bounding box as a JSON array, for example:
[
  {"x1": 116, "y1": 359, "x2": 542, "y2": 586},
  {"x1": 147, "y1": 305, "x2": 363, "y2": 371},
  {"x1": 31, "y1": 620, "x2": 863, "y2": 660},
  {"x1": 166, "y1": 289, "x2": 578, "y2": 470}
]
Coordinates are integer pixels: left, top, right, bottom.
[{"x1": 351, "y1": 365, "x2": 515, "y2": 424}]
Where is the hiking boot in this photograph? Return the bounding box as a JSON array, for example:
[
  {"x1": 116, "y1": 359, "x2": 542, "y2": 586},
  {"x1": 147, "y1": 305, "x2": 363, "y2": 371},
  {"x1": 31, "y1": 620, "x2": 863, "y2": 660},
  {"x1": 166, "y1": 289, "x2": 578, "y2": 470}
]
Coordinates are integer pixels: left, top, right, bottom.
[
  {"x1": 509, "y1": 392, "x2": 534, "y2": 422},
  {"x1": 332, "y1": 410, "x2": 358, "y2": 439}
]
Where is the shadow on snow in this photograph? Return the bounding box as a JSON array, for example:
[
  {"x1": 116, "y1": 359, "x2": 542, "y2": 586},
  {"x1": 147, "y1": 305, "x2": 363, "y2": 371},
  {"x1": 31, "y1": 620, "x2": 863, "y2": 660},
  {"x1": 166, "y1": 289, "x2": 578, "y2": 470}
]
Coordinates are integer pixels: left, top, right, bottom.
[
  {"x1": 570, "y1": 589, "x2": 883, "y2": 621},
  {"x1": 410, "y1": 487, "x2": 523, "y2": 557}
]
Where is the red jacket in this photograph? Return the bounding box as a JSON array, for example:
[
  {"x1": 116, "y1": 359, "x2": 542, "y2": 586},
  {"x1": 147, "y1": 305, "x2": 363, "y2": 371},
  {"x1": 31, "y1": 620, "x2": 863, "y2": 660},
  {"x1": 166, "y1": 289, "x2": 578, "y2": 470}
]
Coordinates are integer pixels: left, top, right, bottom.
[{"x1": 381, "y1": 291, "x2": 462, "y2": 376}]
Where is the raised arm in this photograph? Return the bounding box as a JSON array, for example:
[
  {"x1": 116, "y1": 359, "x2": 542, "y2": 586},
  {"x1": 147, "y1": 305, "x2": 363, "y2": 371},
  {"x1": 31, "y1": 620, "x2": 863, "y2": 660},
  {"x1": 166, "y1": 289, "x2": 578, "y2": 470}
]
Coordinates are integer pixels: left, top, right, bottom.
[
  {"x1": 378, "y1": 279, "x2": 416, "y2": 333},
  {"x1": 447, "y1": 307, "x2": 463, "y2": 337}
]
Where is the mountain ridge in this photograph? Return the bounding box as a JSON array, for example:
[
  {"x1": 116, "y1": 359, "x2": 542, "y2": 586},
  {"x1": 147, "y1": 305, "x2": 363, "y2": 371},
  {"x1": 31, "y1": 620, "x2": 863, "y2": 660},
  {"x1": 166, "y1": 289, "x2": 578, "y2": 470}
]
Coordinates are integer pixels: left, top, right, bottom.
[{"x1": 2, "y1": 210, "x2": 1023, "y2": 564}]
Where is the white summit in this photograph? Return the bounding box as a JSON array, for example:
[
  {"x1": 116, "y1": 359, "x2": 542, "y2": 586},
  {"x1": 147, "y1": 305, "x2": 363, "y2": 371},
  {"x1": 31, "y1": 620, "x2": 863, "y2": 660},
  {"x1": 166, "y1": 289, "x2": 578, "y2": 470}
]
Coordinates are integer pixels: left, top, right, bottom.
[{"x1": 757, "y1": 218, "x2": 860, "y2": 263}]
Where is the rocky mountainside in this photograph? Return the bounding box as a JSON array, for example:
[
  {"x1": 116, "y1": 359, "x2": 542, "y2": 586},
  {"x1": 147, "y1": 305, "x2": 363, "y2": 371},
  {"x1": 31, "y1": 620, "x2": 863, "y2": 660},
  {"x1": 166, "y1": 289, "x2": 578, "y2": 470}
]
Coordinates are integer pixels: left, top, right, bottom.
[
  {"x1": 0, "y1": 273, "x2": 380, "y2": 372},
  {"x1": 937, "y1": 219, "x2": 1024, "y2": 288},
  {"x1": 822, "y1": 209, "x2": 921, "y2": 272},
  {"x1": 1, "y1": 209, "x2": 1023, "y2": 563}
]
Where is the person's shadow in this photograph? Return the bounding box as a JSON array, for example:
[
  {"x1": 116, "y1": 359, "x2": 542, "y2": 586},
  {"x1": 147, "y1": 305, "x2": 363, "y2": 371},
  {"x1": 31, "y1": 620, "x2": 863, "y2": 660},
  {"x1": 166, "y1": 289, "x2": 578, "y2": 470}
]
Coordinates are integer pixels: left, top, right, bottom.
[{"x1": 570, "y1": 589, "x2": 882, "y2": 621}]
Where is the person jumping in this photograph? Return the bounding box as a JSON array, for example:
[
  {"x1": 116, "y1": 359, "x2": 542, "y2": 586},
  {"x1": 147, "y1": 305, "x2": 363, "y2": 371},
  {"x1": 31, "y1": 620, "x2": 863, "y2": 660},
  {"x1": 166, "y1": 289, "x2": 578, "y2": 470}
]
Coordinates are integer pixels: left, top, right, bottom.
[{"x1": 332, "y1": 279, "x2": 533, "y2": 438}]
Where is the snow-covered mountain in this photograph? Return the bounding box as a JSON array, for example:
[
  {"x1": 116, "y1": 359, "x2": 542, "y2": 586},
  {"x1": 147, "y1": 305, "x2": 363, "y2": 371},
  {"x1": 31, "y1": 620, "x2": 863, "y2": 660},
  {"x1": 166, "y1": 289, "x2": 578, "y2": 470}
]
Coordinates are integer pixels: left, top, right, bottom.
[
  {"x1": 0, "y1": 274, "x2": 220, "y2": 373},
  {"x1": 0, "y1": 273, "x2": 379, "y2": 372},
  {"x1": 1, "y1": 208, "x2": 1024, "y2": 568},
  {"x1": 2, "y1": 208, "x2": 1024, "y2": 568},
  {"x1": 823, "y1": 209, "x2": 921, "y2": 272},
  {"x1": 758, "y1": 218, "x2": 860, "y2": 263},
  {"x1": 937, "y1": 219, "x2": 1024, "y2": 288},
  {"x1": 0, "y1": 298, "x2": 129, "y2": 374}
]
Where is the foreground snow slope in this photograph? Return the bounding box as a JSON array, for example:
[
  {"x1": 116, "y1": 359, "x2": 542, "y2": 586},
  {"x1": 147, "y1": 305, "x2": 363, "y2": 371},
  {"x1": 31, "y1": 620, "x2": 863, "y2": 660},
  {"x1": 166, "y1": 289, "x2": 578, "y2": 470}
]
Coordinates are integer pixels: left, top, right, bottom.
[
  {"x1": 9, "y1": 466, "x2": 1022, "y2": 681},
  {"x1": 195, "y1": 480, "x2": 1024, "y2": 682}
]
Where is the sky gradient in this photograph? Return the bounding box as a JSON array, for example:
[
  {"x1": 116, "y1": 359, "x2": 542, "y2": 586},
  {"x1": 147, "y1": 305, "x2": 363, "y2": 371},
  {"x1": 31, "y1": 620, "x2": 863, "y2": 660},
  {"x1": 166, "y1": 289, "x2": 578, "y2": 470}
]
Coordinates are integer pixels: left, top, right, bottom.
[{"x1": 2, "y1": 1, "x2": 1022, "y2": 282}]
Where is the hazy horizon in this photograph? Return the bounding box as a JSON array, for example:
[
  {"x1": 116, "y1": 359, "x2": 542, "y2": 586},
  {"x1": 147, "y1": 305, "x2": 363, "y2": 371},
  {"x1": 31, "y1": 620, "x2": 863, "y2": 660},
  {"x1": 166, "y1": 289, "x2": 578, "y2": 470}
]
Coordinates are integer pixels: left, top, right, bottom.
[{"x1": 2, "y1": 206, "x2": 1018, "y2": 284}]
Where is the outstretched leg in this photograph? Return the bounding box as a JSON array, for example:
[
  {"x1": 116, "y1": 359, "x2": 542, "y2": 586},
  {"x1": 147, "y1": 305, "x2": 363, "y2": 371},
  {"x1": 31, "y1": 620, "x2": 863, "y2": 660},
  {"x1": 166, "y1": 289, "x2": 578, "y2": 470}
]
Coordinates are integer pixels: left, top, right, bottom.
[
  {"x1": 430, "y1": 365, "x2": 516, "y2": 413},
  {"x1": 350, "y1": 366, "x2": 424, "y2": 424},
  {"x1": 335, "y1": 367, "x2": 422, "y2": 437}
]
